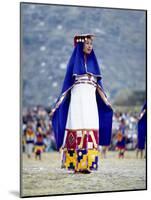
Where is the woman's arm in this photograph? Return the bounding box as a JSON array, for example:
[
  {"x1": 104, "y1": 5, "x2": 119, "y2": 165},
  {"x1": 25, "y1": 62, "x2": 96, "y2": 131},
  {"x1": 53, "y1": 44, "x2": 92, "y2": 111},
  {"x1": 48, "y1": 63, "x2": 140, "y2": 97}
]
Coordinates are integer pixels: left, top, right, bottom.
[{"x1": 96, "y1": 85, "x2": 113, "y2": 109}]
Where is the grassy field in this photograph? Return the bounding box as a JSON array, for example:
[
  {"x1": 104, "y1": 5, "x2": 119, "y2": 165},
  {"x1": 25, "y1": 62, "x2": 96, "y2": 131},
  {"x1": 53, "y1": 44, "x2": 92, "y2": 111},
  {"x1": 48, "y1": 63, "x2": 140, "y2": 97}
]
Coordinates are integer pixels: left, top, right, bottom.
[{"x1": 21, "y1": 151, "x2": 146, "y2": 197}]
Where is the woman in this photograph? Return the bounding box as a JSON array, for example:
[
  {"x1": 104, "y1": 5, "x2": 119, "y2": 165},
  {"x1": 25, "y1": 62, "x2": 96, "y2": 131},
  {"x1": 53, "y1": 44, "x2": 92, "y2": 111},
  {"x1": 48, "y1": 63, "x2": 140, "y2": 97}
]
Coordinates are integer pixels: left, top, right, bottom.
[
  {"x1": 116, "y1": 118, "x2": 126, "y2": 159},
  {"x1": 51, "y1": 34, "x2": 113, "y2": 173},
  {"x1": 24, "y1": 124, "x2": 35, "y2": 158},
  {"x1": 116, "y1": 129, "x2": 126, "y2": 159}
]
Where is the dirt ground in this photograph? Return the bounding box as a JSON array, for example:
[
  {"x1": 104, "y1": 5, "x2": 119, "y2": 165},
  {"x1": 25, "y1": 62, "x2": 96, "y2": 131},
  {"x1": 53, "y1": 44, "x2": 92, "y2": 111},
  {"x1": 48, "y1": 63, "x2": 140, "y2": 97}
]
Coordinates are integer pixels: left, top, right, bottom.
[{"x1": 21, "y1": 151, "x2": 146, "y2": 197}]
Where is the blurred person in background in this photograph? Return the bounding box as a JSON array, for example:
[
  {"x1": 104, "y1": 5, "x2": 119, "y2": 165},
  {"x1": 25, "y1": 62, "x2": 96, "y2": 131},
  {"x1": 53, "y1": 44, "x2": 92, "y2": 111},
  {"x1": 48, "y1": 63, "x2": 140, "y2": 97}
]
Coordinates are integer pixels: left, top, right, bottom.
[
  {"x1": 45, "y1": 124, "x2": 57, "y2": 151},
  {"x1": 136, "y1": 102, "x2": 147, "y2": 159},
  {"x1": 24, "y1": 123, "x2": 35, "y2": 158},
  {"x1": 116, "y1": 130, "x2": 126, "y2": 159},
  {"x1": 116, "y1": 119, "x2": 126, "y2": 158},
  {"x1": 34, "y1": 132, "x2": 45, "y2": 160}
]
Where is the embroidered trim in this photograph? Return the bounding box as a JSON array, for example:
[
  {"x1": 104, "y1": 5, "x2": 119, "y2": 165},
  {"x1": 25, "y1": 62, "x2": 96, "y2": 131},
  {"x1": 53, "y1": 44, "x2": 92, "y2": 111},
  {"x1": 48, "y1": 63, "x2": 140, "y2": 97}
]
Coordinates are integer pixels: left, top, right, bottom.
[
  {"x1": 139, "y1": 109, "x2": 146, "y2": 120},
  {"x1": 73, "y1": 73, "x2": 102, "y2": 78},
  {"x1": 65, "y1": 128, "x2": 98, "y2": 131},
  {"x1": 74, "y1": 80, "x2": 97, "y2": 87},
  {"x1": 64, "y1": 129, "x2": 99, "y2": 150},
  {"x1": 75, "y1": 75, "x2": 97, "y2": 82},
  {"x1": 50, "y1": 81, "x2": 112, "y2": 116}
]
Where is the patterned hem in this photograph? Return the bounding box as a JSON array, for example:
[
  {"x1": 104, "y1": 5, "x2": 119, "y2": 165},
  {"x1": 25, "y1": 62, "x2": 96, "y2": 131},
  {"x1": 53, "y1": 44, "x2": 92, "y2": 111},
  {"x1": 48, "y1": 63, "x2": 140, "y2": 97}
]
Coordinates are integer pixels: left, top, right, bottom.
[
  {"x1": 61, "y1": 148, "x2": 99, "y2": 171},
  {"x1": 61, "y1": 129, "x2": 99, "y2": 171}
]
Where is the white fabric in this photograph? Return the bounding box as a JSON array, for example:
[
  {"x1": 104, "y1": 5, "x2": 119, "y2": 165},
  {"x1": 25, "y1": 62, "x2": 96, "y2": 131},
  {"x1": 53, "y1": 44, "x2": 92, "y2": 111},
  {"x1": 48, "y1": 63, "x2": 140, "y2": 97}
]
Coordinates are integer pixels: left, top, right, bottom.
[{"x1": 66, "y1": 75, "x2": 99, "y2": 129}]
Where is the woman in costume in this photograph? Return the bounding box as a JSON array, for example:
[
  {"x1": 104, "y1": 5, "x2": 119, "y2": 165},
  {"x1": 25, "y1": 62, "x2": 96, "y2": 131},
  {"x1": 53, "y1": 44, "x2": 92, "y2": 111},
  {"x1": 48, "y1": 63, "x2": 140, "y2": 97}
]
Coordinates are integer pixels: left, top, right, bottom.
[
  {"x1": 51, "y1": 34, "x2": 113, "y2": 173},
  {"x1": 24, "y1": 124, "x2": 35, "y2": 158},
  {"x1": 136, "y1": 102, "x2": 147, "y2": 159},
  {"x1": 34, "y1": 133, "x2": 45, "y2": 160},
  {"x1": 116, "y1": 130, "x2": 126, "y2": 159},
  {"x1": 116, "y1": 118, "x2": 126, "y2": 159},
  {"x1": 34, "y1": 125, "x2": 45, "y2": 160}
]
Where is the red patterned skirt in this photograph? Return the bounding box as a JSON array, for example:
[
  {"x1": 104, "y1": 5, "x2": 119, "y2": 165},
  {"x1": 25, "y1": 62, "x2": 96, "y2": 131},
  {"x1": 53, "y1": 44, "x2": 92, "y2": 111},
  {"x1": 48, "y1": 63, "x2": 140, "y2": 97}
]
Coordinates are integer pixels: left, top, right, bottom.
[{"x1": 61, "y1": 129, "x2": 99, "y2": 172}]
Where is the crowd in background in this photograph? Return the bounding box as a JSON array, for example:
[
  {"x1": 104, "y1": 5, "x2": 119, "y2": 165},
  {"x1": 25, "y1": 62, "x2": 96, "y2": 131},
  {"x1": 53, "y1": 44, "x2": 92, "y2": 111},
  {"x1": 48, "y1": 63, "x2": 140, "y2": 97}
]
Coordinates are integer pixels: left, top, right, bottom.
[
  {"x1": 22, "y1": 105, "x2": 141, "y2": 158},
  {"x1": 111, "y1": 111, "x2": 138, "y2": 151},
  {"x1": 22, "y1": 106, "x2": 56, "y2": 158}
]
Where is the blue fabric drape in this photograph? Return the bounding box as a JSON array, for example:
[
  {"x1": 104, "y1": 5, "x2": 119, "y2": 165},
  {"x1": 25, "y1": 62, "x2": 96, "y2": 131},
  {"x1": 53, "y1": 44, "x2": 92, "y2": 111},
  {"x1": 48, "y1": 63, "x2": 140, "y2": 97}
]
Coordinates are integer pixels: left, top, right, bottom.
[{"x1": 137, "y1": 102, "x2": 147, "y2": 150}]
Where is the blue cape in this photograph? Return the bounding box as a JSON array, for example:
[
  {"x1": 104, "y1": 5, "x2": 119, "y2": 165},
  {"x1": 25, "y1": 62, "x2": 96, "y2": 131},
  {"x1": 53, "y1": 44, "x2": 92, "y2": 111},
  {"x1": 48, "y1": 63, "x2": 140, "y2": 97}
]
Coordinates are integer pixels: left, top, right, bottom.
[
  {"x1": 137, "y1": 102, "x2": 147, "y2": 150},
  {"x1": 52, "y1": 42, "x2": 113, "y2": 150}
]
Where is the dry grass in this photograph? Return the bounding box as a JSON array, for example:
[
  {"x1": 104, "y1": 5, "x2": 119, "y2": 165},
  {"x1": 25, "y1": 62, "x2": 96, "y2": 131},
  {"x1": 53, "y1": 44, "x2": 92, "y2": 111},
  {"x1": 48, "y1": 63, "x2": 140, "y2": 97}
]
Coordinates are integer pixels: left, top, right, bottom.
[{"x1": 21, "y1": 151, "x2": 146, "y2": 197}]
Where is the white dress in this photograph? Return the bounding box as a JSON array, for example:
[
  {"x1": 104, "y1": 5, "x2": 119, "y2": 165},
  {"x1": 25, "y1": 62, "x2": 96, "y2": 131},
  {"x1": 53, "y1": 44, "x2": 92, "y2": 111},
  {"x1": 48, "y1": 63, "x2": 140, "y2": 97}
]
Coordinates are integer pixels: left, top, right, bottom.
[
  {"x1": 65, "y1": 74, "x2": 99, "y2": 130},
  {"x1": 61, "y1": 74, "x2": 100, "y2": 171}
]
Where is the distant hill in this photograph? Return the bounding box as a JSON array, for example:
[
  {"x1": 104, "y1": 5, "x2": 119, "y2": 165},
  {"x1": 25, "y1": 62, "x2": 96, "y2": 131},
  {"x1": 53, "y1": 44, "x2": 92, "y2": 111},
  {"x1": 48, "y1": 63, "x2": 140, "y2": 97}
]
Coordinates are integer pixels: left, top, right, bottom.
[
  {"x1": 21, "y1": 3, "x2": 146, "y2": 107},
  {"x1": 113, "y1": 89, "x2": 146, "y2": 106}
]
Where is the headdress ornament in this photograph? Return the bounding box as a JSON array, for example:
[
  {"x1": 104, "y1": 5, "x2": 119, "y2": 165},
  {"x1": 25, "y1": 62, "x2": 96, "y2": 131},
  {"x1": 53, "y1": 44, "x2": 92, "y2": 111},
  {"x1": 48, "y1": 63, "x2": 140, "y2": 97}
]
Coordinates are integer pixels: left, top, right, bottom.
[{"x1": 74, "y1": 34, "x2": 95, "y2": 46}]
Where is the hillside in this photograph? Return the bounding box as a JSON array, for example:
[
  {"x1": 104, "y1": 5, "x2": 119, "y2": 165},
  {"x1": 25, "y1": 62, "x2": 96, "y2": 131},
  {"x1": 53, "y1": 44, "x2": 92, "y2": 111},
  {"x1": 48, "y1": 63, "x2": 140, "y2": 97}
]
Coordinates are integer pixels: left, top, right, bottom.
[{"x1": 21, "y1": 3, "x2": 146, "y2": 107}]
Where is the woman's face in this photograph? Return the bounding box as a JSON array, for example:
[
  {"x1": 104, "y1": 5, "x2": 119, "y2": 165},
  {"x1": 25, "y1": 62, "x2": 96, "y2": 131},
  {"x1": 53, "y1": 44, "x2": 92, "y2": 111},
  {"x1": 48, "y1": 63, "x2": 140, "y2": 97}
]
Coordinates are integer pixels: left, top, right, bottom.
[{"x1": 83, "y1": 38, "x2": 93, "y2": 54}]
